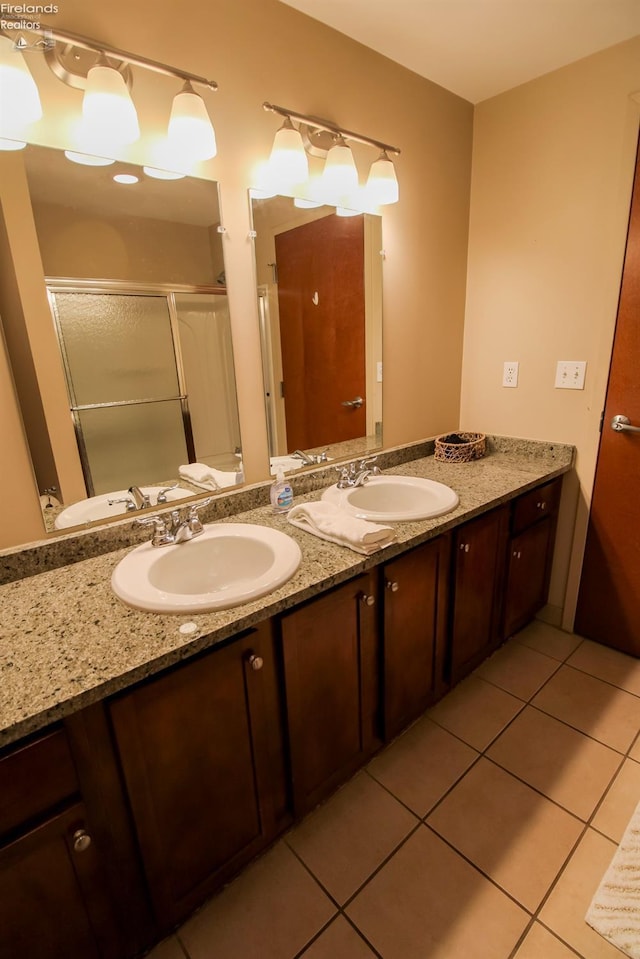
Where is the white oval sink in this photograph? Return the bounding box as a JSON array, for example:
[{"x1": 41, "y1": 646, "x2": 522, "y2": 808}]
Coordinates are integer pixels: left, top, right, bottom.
[
  {"x1": 54, "y1": 487, "x2": 192, "y2": 529},
  {"x1": 322, "y1": 475, "x2": 459, "y2": 522},
  {"x1": 111, "y1": 523, "x2": 302, "y2": 614}
]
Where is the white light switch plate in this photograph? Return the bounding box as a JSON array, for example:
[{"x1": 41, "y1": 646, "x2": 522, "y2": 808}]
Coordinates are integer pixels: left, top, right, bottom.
[{"x1": 555, "y1": 361, "x2": 587, "y2": 390}]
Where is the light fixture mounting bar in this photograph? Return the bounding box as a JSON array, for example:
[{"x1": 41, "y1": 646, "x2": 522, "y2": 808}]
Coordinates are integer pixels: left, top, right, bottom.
[
  {"x1": 263, "y1": 102, "x2": 400, "y2": 156},
  {"x1": 0, "y1": 17, "x2": 218, "y2": 90}
]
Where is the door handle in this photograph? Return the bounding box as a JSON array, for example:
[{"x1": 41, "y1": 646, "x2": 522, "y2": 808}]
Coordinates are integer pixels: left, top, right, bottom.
[
  {"x1": 611, "y1": 414, "x2": 640, "y2": 434},
  {"x1": 341, "y1": 396, "x2": 363, "y2": 408}
]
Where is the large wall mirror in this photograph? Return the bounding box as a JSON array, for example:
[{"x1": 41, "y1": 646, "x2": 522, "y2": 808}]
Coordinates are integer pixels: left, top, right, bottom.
[
  {"x1": 0, "y1": 142, "x2": 243, "y2": 534},
  {"x1": 251, "y1": 194, "x2": 383, "y2": 471}
]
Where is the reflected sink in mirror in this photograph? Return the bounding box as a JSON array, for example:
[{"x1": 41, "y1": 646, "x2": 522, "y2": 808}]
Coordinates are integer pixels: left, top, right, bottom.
[
  {"x1": 111, "y1": 523, "x2": 302, "y2": 613},
  {"x1": 54, "y1": 486, "x2": 192, "y2": 529},
  {"x1": 321, "y1": 475, "x2": 459, "y2": 522}
]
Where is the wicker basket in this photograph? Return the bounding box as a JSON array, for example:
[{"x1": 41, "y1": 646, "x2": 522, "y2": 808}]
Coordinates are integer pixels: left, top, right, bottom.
[{"x1": 434, "y1": 431, "x2": 486, "y2": 464}]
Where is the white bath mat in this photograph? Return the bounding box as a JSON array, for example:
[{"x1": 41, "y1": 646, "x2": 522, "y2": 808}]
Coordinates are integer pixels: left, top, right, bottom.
[{"x1": 586, "y1": 799, "x2": 640, "y2": 958}]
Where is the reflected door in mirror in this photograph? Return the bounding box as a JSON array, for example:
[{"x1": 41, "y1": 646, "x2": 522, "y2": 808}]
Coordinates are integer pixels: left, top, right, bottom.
[
  {"x1": 51, "y1": 290, "x2": 191, "y2": 496},
  {"x1": 275, "y1": 214, "x2": 366, "y2": 451}
]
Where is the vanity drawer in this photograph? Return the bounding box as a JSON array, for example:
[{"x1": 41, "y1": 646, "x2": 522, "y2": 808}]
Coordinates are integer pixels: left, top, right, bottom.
[
  {"x1": 0, "y1": 728, "x2": 79, "y2": 837},
  {"x1": 512, "y1": 479, "x2": 562, "y2": 535}
]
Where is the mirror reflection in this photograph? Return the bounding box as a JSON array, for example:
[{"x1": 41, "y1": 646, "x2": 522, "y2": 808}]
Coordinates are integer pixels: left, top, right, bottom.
[
  {"x1": 250, "y1": 194, "x2": 383, "y2": 473},
  {"x1": 0, "y1": 142, "x2": 243, "y2": 532}
]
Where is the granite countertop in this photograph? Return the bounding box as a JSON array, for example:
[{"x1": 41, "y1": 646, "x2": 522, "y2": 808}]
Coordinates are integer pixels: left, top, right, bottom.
[{"x1": 0, "y1": 440, "x2": 574, "y2": 748}]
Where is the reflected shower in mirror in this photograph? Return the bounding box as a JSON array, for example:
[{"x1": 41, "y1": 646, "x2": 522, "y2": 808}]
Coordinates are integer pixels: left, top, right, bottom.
[
  {"x1": 0, "y1": 142, "x2": 243, "y2": 533},
  {"x1": 251, "y1": 194, "x2": 383, "y2": 475}
]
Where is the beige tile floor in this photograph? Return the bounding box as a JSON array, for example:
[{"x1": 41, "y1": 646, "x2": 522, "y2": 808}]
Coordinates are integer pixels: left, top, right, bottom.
[{"x1": 148, "y1": 621, "x2": 640, "y2": 959}]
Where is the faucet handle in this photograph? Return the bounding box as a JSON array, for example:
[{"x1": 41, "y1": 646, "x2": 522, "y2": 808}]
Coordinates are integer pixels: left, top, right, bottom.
[
  {"x1": 136, "y1": 514, "x2": 174, "y2": 546},
  {"x1": 156, "y1": 482, "x2": 179, "y2": 504},
  {"x1": 108, "y1": 496, "x2": 137, "y2": 511},
  {"x1": 358, "y1": 455, "x2": 378, "y2": 470},
  {"x1": 187, "y1": 497, "x2": 213, "y2": 533}
]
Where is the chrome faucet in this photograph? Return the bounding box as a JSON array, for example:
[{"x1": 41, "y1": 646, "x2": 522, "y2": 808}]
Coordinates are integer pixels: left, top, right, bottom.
[
  {"x1": 128, "y1": 486, "x2": 151, "y2": 509},
  {"x1": 136, "y1": 498, "x2": 212, "y2": 547},
  {"x1": 335, "y1": 457, "x2": 380, "y2": 489},
  {"x1": 292, "y1": 449, "x2": 330, "y2": 466}
]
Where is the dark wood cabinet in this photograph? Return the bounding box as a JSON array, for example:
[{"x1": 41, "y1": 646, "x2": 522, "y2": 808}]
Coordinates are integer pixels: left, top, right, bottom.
[
  {"x1": 0, "y1": 476, "x2": 565, "y2": 958},
  {"x1": 502, "y1": 479, "x2": 561, "y2": 638},
  {"x1": 449, "y1": 506, "x2": 509, "y2": 682},
  {"x1": 280, "y1": 572, "x2": 381, "y2": 815},
  {"x1": 382, "y1": 537, "x2": 450, "y2": 740},
  {"x1": 0, "y1": 730, "x2": 124, "y2": 959},
  {"x1": 109, "y1": 620, "x2": 286, "y2": 930}
]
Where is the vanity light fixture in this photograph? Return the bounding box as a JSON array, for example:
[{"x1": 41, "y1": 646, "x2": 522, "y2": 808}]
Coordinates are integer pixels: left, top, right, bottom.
[
  {"x1": 0, "y1": 34, "x2": 43, "y2": 145},
  {"x1": 0, "y1": 17, "x2": 219, "y2": 168},
  {"x1": 143, "y1": 165, "x2": 185, "y2": 180},
  {"x1": 263, "y1": 101, "x2": 400, "y2": 208},
  {"x1": 267, "y1": 116, "x2": 308, "y2": 190},
  {"x1": 320, "y1": 134, "x2": 359, "y2": 205},
  {"x1": 0, "y1": 137, "x2": 26, "y2": 151},
  {"x1": 167, "y1": 80, "x2": 217, "y2": 161},
  {"x1": 367, "y1": 150, "x2": 400, "y2": 205},
  {"x1": 81, "y1": 55, "x2": 140, "y2": 148},
  {"x1": 64, "y1": 150, "x2": 115, "y2": 166}
]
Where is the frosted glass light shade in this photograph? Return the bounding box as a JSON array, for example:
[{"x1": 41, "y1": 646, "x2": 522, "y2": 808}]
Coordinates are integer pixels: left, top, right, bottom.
[
  {"x1": 0, "y1": 36, "x2": 42, "y2": 135},
  {"x1": 366, "y1": 151, "x2": 399, "y2": 205},
  {"x1": 268, "y1": 118, "x2": 308, "y2": 191},
  {"x1": 320, "y1": 136, "x2": 359, "y2": 204},
  {"x1": 0, "y1": 137, "x2": 26, "y2": 151},
  {"x1": 65, "y1": 151, "x2": 115, "y2": 166},
  {"x1": 82, "y1": 61, "x2": 140, "y2": 146},
  {"x1": 168, "y1": 81, "x2": 217, "y2": 161}
]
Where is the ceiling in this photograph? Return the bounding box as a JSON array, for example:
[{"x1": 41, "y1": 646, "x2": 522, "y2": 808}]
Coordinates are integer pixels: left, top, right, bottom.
[{"x1": 278, "y1": 0, "x2": 640, "y2": 103}]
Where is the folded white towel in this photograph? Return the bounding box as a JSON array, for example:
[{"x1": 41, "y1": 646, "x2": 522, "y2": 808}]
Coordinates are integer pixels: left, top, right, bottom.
[
  {"x1": 178, "y1": 463, "x2": 241, "y2": 491},
  {"x1": 288, "y1": 501, "x2": 396, "y2": 555},
  {"x1": 270, "y1": 456, "x2": 304, "y2": 475}
]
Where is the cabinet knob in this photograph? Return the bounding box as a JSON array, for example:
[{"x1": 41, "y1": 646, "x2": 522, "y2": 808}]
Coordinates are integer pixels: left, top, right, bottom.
[
  {"x1": 361, "y1": 593, "x2": 375, "y2": 607},
  {"x1": 513, "y1": 550, "x2": 522, "y2": 559},
  {"x1": 385, "y1": 581, "x2": 399, "y2": 592},
  {"x1": 246, "y1": 652, "x2": 264, "y2": 671},
  {"x1": 459, "y1": 543, "x2": 470, "y2": 553},
  {"x1": 72, "y1": 828, "x2": 92, "y2": 853},
  {"x1": 537, "y1": 501, "x2": 547, "y2": 510}
]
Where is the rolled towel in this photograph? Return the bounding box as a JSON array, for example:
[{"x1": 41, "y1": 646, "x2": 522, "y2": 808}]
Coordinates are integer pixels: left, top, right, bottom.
[
  {"x1": 288, "y1": 501, "x2": 396, "y2": 555},
  {"x1": 178, "y1": 463, "x2": 240, "y2": 491},
  {"x1": 270, "y1": 455, "x2": 304, "y2": 475}
]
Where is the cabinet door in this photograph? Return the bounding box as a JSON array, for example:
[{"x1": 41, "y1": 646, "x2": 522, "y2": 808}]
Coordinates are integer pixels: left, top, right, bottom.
[
  {"x1": 450, "y1": 507, "x2": 508, "y2": 682},
  {"x1": 503, "y1": 519, "x2": 552, "y2": 638},
  {"x1": 383, "y1": 537, "x2": 449, "y2": 740},
  {"x1": 280, "y1": 573, "x2": 380, "y2": 815},
  {"x1": 109, "y1": 622, "x2": 281, "y2": 929},
  {"x1": 0, "y1": 803, "x2": 119, "y2": 959}
]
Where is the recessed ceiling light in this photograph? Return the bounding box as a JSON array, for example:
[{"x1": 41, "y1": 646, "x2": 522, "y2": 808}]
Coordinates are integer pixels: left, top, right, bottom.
[{"x1": 113, "y1": 173, "x2": 139, "y2": 184}]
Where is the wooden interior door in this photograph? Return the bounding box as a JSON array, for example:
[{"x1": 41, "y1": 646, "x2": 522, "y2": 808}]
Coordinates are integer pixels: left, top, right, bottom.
[
  {"x1": 575, "y1": 141, "x2": 640, "y2": 654},
  {"x1": 275, "y1": 214, "x2": 366, "y2": 451}
]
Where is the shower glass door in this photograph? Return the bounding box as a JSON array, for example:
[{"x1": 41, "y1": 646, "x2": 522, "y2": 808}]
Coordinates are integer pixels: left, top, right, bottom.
[{"x1": 50, "y1": 289, "x2": 191, "y2": 496}]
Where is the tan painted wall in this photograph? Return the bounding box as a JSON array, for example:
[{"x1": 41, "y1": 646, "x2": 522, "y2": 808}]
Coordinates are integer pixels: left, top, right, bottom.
[
  {"x1": 32, "y1": 202, "x2": 221, "y2": 285},
  {"x1": 461, "y1": 37, "x2": 640, "y2": 627},
  {"x1": 0, "y1": 0, "x2": 473, "y2": 549}
]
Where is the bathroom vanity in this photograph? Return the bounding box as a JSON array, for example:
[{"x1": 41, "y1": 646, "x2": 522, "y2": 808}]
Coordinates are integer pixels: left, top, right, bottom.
[{"x1": 0, "y1": 437, "x2": 572, "y2": 958}]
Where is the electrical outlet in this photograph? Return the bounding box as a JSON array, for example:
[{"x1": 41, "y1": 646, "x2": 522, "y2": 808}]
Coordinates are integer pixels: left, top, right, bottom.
[
  {"x1": 503, "y1": 361, "x2": 519, "y2": 388},
  {"x1": 555, "y1": 360, "x2": 587, "y2": 390}
]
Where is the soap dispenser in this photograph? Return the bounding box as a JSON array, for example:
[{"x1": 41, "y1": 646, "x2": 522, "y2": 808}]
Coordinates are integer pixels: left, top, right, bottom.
[{"x1": 270, "y1": 467, "x2": 293, "y2": 514}]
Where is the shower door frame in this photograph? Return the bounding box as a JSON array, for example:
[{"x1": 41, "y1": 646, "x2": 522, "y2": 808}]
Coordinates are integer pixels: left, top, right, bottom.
[{"x1": 46, "y1": 278, "x2": 226, "y2": 497}]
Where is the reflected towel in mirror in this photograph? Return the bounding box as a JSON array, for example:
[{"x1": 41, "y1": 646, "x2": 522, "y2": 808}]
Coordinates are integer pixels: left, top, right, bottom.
[
  {"x1": 288, "y1": 501, "x2": 396, "y2": 555},
  {"x1": 179, "y1": 463, "x2": 242, "y2": 491}
]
